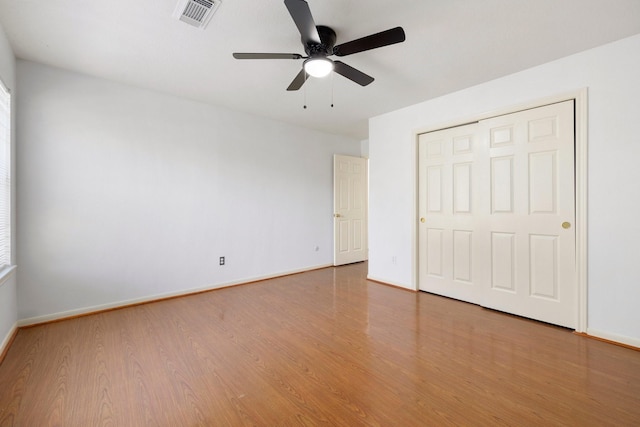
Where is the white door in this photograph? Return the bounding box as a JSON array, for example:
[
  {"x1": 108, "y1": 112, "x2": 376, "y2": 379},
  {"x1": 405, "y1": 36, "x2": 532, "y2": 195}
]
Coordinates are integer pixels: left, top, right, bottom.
[
  {"x1": 334, "y1": 155, "x2": 368, "y2": 266},
  {"x1": 418, "y1": 100, "x2": 576, "y2": 328},
  {"x1": 479, "y1": 100, "x2": 575, "y2": 328},
  {"x1": 418, "y1": 123, "x2": 482, "y2": 303}
]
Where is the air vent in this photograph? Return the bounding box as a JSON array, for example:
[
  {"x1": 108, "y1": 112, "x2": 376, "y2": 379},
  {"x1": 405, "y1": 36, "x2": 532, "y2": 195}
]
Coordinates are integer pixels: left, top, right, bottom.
[{"x1": 174, "y1": 0, "x2": 221, "y2": 29}]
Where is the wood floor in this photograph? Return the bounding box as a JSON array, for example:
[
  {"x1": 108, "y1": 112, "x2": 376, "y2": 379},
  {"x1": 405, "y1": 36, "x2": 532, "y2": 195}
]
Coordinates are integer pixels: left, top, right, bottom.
[{"x1": 1, "y1": 263, "x2": 639, "y2": 426}]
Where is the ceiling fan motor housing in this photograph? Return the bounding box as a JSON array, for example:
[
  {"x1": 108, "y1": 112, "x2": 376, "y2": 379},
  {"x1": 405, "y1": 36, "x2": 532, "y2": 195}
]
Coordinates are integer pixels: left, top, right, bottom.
[{"x1": 304, "y1": 25, "x2": 336, "y2": 57}]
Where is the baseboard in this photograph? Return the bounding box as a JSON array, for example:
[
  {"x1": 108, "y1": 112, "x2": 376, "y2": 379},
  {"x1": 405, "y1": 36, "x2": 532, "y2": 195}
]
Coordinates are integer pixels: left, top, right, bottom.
[
  {"x1": 367, "y1": 275, "x2": 415, "y2": 291},
  {"x1": 0, "y1": 322, "x2": 18, "y2": 364},
  {"x1": 584, "y1": 328, "x2": 640, "y2": 350},
  {"x1": 18, "y1": 263, "x2": 333, "y2": 327}
]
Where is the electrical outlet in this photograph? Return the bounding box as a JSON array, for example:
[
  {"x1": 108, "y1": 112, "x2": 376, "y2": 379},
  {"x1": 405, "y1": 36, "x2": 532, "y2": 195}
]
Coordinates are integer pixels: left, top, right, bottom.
[{"x1": 219, "y1": 256, "x2": 225, "y2": 266}]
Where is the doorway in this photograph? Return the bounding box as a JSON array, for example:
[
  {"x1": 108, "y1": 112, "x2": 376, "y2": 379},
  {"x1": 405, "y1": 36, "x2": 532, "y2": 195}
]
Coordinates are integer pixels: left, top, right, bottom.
[
  {"x1": 418, "y1": 100, "x2": 579, "y2": 328},
  {"x1": 333, "y1": 154, "x2": 368, "y2": 266}
]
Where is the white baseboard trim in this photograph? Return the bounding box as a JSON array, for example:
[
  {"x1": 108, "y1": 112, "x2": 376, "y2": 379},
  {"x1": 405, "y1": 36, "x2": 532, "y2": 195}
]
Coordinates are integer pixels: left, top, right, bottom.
[
  {"x1": 367, "y1": 275, "x2": 414, "y2": 291},
  {"x1": 18, "y1": 263, "x2": 333, "y2": 327},
  {"x1": 586, "y1": 328, "x2": 640, "y2": 349},
  {"x1": 0, "y1": 322, "x2": 18, "y2": 358}
]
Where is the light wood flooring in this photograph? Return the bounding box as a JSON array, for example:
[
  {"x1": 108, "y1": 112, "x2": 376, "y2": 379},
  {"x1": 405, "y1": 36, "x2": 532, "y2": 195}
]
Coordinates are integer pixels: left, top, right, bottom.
[{"x1": 1, "y1": 262, "x2": 639, "y2": 426}]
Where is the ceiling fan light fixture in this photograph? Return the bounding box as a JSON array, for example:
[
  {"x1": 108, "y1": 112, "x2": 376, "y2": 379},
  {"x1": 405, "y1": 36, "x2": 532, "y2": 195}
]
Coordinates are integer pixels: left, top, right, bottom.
[{"x1": 303, "y1": 57, "x2": 334, "y2": 78}]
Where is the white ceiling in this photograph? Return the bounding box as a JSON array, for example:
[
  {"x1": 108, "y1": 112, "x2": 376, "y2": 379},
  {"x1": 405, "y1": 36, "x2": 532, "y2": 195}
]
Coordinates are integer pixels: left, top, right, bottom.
[{"x1": 1, "y1": 0, "x2": 639, "y2": 140}]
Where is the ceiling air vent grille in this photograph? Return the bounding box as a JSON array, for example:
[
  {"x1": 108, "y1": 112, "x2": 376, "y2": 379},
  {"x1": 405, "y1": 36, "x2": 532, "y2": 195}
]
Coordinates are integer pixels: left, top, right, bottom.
[{"x1": 174, "y1": 0, "x2": 221, "y2": 29}]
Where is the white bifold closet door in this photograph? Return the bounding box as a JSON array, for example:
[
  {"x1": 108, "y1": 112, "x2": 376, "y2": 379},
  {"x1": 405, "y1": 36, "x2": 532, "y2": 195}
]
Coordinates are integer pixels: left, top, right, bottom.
[{"x1": 418, "y1": 101, "x2": 576, "y2": 328}]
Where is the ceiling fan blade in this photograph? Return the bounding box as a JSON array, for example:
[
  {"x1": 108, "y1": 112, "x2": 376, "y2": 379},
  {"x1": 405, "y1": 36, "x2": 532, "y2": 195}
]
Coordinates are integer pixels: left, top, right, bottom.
[
  {"x1": 333, "y1": 61, "x2": 374, "y2": 86},
  {"x1": 286, "y1": 69, "x2": 309, "y2": 91},
  {"x1": 233, "y1": 53, "x2": 303, "y2": 60},
  {"x1": 284, "y1": 0, "x2": 321, "y2": 46},
  {"x1": 333, "y1": 27, "x2": 406, "y2": 57}
]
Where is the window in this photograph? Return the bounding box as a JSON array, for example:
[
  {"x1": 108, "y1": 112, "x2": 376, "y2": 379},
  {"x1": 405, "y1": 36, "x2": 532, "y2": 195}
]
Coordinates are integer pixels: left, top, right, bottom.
[{"x1": 0, "y1": 79, "x2": 10, "y2": 269}]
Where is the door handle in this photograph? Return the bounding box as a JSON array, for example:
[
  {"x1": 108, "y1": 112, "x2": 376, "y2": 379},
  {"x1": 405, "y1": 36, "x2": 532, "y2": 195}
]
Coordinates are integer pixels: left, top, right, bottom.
[
  {"x1": 562, "y1": 221, "x2": 571, "y2": 229},
  {"x1": 420, "y1": 217, "x2": 425, "y2": 223},
  {"x1": 334, "y1": 214, "x2": 341, "y2": 218}
]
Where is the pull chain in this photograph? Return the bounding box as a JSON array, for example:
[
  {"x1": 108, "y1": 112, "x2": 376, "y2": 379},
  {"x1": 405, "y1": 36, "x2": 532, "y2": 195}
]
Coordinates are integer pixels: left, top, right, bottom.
[
  {"x1": 331, "y1": 71, "x2": 334, "y2": 108},
  {"x1": 303, "y1": 70, "x2": 307, "y2": 109}
]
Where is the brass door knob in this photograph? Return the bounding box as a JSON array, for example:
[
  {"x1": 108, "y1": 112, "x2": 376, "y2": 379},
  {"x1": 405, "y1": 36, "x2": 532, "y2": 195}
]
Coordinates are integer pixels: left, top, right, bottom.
[
  {"x1": 334, "y1": 213, "x2": 341, "y2": 218},
  {"x1": 420, "y1": 217, "x2": 426, "y2": 223},
  {"x1": 562, "y1": 222, "x2": 571, "y2": 229}
]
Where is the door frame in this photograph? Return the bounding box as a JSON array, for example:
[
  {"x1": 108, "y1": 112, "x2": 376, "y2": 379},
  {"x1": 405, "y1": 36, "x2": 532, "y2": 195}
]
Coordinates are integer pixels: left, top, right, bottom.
[{"x1": 413, "y1": 89, "x2": 588, "y2": 332}]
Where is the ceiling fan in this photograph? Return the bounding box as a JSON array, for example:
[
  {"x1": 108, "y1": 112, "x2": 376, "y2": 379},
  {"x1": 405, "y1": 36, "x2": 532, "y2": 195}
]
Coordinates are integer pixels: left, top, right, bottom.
[{"x1": 232, "y1": 0, "x2": 406, "y2": 91}]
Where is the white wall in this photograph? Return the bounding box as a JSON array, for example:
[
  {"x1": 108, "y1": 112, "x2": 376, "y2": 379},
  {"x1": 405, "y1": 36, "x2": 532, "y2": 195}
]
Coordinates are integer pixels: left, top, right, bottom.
[
  {"x1": 0, "y1": 23, "x2": 17, "y2": 355},
  {"x1": 360, "y1": 139, "x2": 369, "y2": 158},
  {"x1": 369, "y1": 34, "x2": 640, "y2": 346},
  {"x1": 16, "y1": 60, "x2": 360, "y2": 323}
]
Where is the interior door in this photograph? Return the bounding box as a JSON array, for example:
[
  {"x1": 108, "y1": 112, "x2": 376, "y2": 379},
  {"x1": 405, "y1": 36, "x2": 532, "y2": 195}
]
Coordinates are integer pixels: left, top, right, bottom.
[
  {"x1": 418, "y1": 100, "x2": 576, "y2": 328},
  {"x1": 334, "y1": 155, "x2": 368, "y2": 266},
  {"x1": 479, "y1": 100, "x2": 575, "y2": 328},
  {"x1": 418, "y1": 123, "x2": 482, "y2": 303}
]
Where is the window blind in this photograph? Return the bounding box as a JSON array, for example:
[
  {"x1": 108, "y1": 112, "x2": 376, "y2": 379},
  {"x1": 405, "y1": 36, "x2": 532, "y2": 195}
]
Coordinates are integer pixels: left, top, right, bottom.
[{"x1": 0, "y1": 79, "x2": 10, "y2": 268}]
